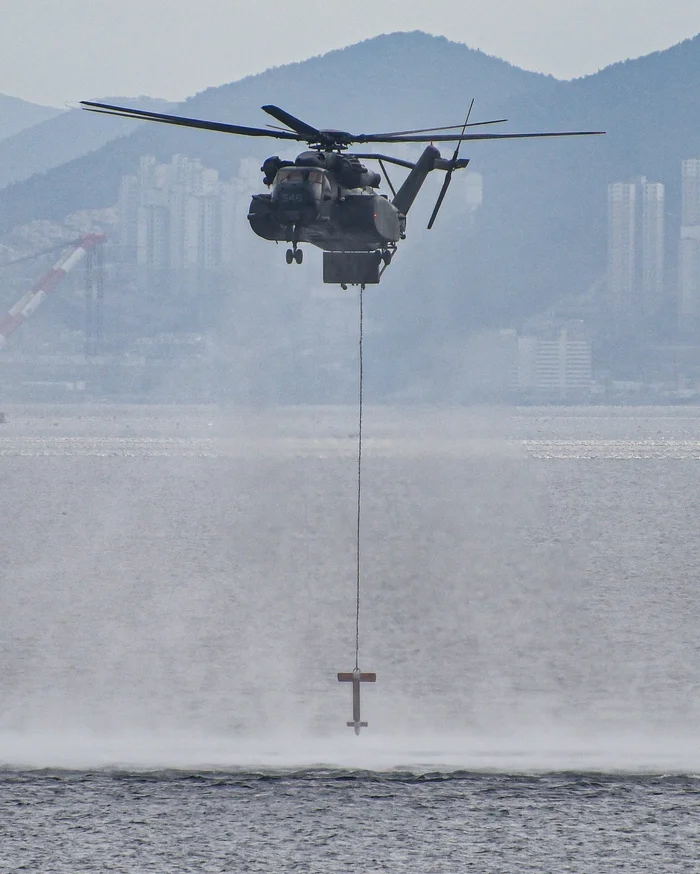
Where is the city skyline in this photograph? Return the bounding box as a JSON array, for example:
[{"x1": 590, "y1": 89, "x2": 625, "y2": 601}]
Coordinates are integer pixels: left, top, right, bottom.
[
  {"x1": 606, "y1": 160, "x2": 700, "y2": 334},
  {"x1": 118, "y1": 150, "x2": 700, "y2": 342},
  {"x1": 118, "y1": 154, "x2": 259, "y2": 277}
]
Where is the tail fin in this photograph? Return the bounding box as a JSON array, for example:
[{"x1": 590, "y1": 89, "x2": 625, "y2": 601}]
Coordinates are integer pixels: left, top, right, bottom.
[{"x1": 391, "y1": 145, "x2": 440, "y2": 216}]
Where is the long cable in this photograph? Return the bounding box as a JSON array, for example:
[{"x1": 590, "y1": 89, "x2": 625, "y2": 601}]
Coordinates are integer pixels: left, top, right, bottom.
[{"x1": 354, "y1": 284, "x2": 364, "y2": 670}]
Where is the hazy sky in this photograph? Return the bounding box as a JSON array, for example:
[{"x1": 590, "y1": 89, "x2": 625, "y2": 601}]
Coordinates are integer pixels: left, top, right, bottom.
[{"x1": 2, "y1": 0, "x2": 699, "y2": 107}]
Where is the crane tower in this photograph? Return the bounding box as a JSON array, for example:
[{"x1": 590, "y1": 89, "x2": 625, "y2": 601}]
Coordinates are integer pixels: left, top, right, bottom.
[{"x1": 0, "y1": 233, "x2": 106, "y2": 353}]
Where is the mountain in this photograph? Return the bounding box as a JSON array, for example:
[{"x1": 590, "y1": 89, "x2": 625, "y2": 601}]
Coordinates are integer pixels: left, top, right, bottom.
[
  {"x1": 0, "y1": 32, "x2": 555, "y2": 231},
  {"x1": 0, "y1": 96, "x2": 175, "y2": 191},
  {"x1": 0, "y1": 29, "x2": 699, "y2": 372},
  {"x1": 0, "y1": 93, "x2": 62, "y2": 141},
  {"x1": 444, "y1": 32, "x2": 700, "y2": 326}
]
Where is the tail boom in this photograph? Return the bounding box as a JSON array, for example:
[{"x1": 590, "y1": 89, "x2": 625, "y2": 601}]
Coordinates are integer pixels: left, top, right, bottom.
[{"x1": 391, "y1": 145, "x2": 441, "y2": 216}]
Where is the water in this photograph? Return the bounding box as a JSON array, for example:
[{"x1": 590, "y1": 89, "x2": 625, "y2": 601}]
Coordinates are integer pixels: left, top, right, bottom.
[
  {"x1": 0, "y1": 405, "x2": 699, "y2": 871},
  {"x1": 2, "y1": 770, "x2": 698, "y2": 873}
]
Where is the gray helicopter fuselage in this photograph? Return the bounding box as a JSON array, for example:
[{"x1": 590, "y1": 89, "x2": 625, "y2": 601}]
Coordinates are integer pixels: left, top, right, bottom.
[{"x1": 247, "y1": 150, "x2": 405, "y2": 251}]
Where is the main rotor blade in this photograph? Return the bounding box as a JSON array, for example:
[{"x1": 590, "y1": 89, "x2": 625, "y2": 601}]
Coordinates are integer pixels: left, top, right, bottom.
[
  {"x1": 80, "y1": 101, "x2": 303, "y2": 140},
  {"x1": 463, "y1": 117, "x2": 508, "y2": 128},
  {"x1": 81, "y1": 100, "x2": 605, "y2": 151},
  {"x1": 261, "y1": 105, "x2": 321, "y2": 139},
  {"x1": 451, "y1": 98, "x2": 475, "y2": 162},
  {"x1": 357, "y1": 129, "x2": 605, "y2": 144},
  {"x1": 368, "y1": 118, "x2": 508, "y2": 138}
]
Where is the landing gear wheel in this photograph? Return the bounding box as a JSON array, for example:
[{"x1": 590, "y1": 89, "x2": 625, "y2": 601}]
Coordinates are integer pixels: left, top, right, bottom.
[
  {"x1": 382, "y1": 250, "x2": 393, "y2": 265},
  {"x1": 294, "y1": 248, "x2": 303, "y2": 264},
  {"x1": 285, "y1": 248, "x2": 294, "y2": 264}
]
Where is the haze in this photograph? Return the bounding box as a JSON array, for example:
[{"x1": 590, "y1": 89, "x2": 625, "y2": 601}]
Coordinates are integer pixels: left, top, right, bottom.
[{"x1": 1, "y1": 0, "x2": 699, "y2": 106}]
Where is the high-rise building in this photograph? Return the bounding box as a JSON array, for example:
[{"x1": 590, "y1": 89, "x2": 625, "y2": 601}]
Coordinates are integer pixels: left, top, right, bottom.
[
  {"x1": 608, "y1": 182, "x2": 636, "y2": 312},
  {"x1": 199, "y1": 194, "x2": 221, "y2": 270},
  {"x1": 679, "y1": 159, "x2": 700, "y2": 333},
  {"x1": 681, "y1": 159, "x2": 700, "y2": 225},
  {"x1": 137, "y1": 204, "x2": 169, "y2": 268},
  {"x1": 221, "y1": 159, "x2": 265, "y2": 265},
  {"x1": 640, "y1": 180, "x2": 665, "y2": 314},
  {"x1": 117, "y1": 175, "x2": 139, "y2": 249},
  {"x1": 121, "y1": 155, "x2": 236, "y2": 276},
  {"x1": 220, "y1": 180, "x2": 240, "y2": 266},
  {"x1": 607, "y1": 177, "x2": 665, "y2": 316}
]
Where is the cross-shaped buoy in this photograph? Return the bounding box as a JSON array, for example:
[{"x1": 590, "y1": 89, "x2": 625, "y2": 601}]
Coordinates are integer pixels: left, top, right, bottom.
[{"x1": 338, "y1": 668, "x2": 376, "y2": 735}]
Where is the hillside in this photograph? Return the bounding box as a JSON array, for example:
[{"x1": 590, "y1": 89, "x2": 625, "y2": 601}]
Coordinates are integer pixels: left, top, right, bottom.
[
  {"x1": 0, "y1": 97, "x2": 175, "y2": 191},
  {"x1": 0, "y1": 93, "x2": 62, "y2": 141},
  {"x1": 448, "y1": 32, "x2": 700, "y2": 326},
  {"x1": 0, "y1": 32, "x2": 556, "y2": 230},
  {"x1": 0, "y1": 29, "x2": 699, "y2": 358}
]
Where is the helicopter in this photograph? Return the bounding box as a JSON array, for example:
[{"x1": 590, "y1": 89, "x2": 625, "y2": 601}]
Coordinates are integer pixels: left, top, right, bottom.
[{"x1": 80, "y1": 99, "x2": 603, "y2": 285}]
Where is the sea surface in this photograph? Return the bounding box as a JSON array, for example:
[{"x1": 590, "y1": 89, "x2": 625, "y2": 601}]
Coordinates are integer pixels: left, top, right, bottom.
[{"x1": 0, "y1": 404, "x2": 699, "y2": 872}]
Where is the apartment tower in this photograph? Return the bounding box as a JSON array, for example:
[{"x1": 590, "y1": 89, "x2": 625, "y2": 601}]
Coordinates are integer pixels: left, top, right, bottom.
[{"x1": 607, "y1": 177, "x2": 665, "y2": 316}]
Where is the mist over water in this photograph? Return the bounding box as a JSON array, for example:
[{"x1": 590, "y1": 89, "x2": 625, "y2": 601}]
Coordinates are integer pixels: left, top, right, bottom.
[{"x1": 1, "y1": 405, "x2": 700, "y2": 774}]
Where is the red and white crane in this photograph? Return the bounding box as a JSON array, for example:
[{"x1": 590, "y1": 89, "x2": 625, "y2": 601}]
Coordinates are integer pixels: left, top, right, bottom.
[{"x1": 0, "y1": 233, "x2": 106, "y2": 351}]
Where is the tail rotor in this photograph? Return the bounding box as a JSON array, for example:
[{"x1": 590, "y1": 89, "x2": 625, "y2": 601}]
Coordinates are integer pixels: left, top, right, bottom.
[{"x1": 427, "y1": 98, "x2": 474, "y2": 230}]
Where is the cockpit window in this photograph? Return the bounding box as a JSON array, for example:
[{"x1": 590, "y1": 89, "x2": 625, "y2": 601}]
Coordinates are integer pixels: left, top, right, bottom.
[
  {"x1": 272, "y1": 166, "x2": 331, "y2": 205},
  {"x1": 275, "y1": 167, "x2": 330, "y2": 184},
  {"x1": 308, "y1": 169, "x2": 332, "y2": 193},
  {"x1": 275, "y1": 167, "x2": 305, "y2": 183}
]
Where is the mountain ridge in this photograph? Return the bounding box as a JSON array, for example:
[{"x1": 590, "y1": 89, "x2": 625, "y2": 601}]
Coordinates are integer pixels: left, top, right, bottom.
[
  {"x1": 0, "y1": 96, "x2": 175, "y2": 191},
  {"x1": 0, "y1": 29, "x2": 699, "y2": 350},
  {"x1": 0, "y1": 31, "x2": 562, "y2": 232},
  {"x1": 0, "y1": 92, "x2": 62, "y2": 141}
]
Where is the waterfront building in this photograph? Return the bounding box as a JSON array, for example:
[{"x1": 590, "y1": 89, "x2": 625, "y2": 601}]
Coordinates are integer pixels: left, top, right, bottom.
[{"x1": 517, "y1": 322, "x2": 592, "y2": 397}]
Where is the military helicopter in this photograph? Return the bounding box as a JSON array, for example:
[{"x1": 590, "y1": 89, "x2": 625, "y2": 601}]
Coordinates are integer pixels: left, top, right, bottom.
[{"x1": 80, "y1": 99, "x2": 603, "y2": 285}]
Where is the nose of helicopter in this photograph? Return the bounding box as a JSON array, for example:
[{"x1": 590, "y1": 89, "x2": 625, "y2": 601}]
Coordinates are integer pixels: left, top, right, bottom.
[{"x1": 273, "y1": 177, "x2": 322, "y2": 221}]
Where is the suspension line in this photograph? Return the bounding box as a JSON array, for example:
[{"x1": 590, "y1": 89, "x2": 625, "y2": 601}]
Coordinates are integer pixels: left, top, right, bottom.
[
  {"x1": 355, "y1": 283, "x2": 364, "y2": 670},
  {"x1": 337, "y1": 283, "x2": 375, "y2": 736}
]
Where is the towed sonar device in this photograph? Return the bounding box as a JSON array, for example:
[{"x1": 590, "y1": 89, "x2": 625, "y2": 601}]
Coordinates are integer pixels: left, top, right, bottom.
[{"x1": 338, "y1": 668, "x2": 376, "y2": 735}]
